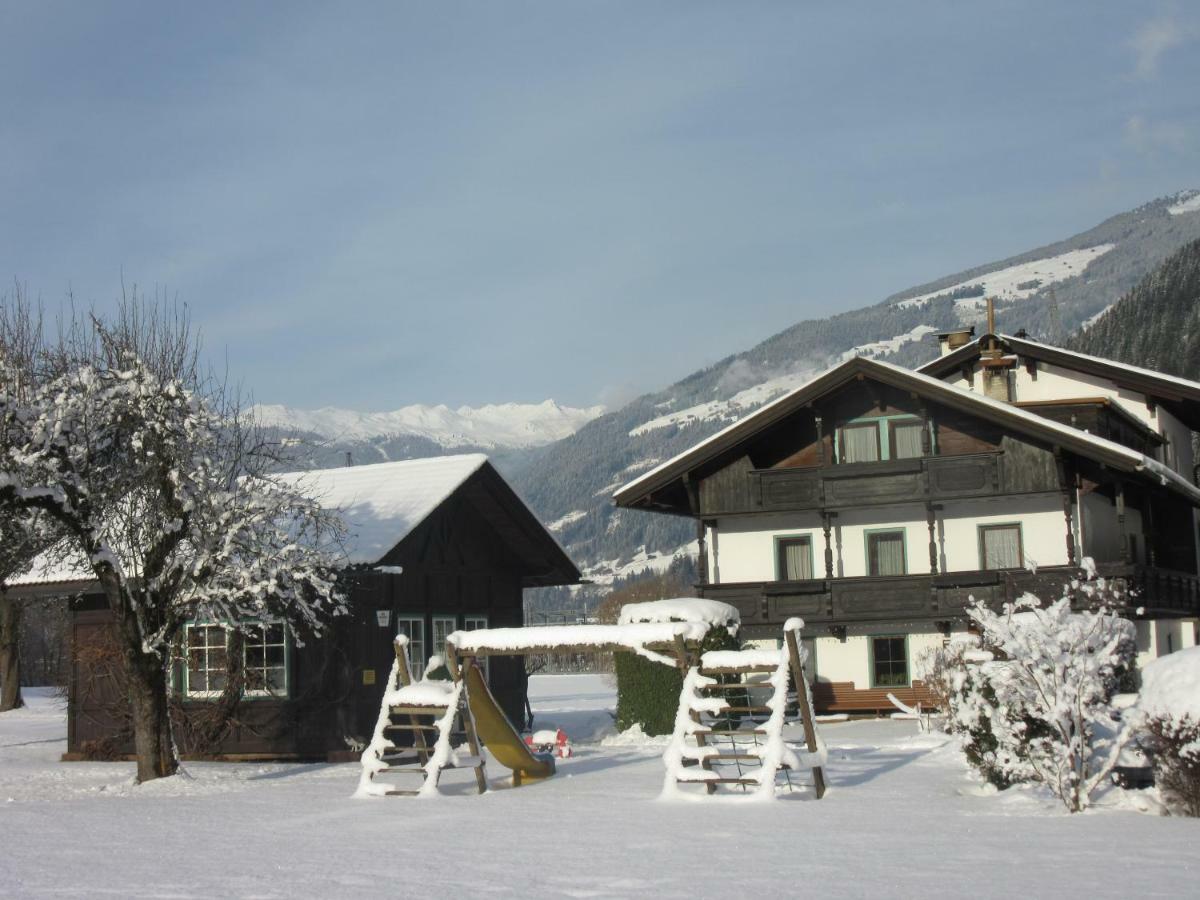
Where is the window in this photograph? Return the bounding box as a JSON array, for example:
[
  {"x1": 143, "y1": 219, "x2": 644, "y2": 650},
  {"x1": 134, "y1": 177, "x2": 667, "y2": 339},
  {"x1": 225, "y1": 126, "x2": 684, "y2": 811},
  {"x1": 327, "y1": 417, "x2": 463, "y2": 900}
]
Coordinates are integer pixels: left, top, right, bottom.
[
  {"x1": 432, "y1": 616, "x2": 457, "y2": 665},
  {"x1": 242, "y1": 623, "x2": 287, "y2": 696},
  {"x1": 394, "y1": 616, "x2": 425, "y2": 680},
  {"x1": 185, "y1": 624, "x2": 228, "y2": 697},
  {"x1": 839, "y1": 422, "x2": 880, "y2": 463},
  {"x1": 776, "y1": 536, "x2": 814, "y2": 581},
  {"x1": 183, "y1": 622, "x2": 289, "y2": 699},
  {"x1": 890, "y1": 420, "x2": 925, "y2": 459},
  {"x1": 871, "y1": 636, "x2": 908, "y2": 687},
  {"x1": 979, "y1": 524, "x2": 1023, "y2": 570},
  {"x1": 867, "y1": 530, "x2": 906, "y2": 576}
]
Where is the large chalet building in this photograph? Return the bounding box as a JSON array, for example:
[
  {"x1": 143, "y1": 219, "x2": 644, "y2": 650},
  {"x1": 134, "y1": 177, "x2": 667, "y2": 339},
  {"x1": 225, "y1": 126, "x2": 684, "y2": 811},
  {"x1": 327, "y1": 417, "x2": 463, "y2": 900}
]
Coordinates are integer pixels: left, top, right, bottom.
[{"x1": 614, "y1": 328, "x2": 1200, "y2": 713}]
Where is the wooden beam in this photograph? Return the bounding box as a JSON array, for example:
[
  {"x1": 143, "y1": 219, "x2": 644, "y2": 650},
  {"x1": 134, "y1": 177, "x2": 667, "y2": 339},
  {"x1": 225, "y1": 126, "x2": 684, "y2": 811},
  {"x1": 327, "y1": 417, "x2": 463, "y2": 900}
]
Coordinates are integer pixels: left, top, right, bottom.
[{"x1": 784, "y1": 627, "x2": 826, "y2": 799}]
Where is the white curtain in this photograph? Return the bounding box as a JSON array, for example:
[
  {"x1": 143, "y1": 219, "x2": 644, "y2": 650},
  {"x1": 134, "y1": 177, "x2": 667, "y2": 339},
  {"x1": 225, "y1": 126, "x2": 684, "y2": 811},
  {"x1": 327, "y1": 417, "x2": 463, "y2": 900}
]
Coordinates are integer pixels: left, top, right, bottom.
[
  {"x1": 892, "y1": 421, "x2": 924, "y2": 459},
  {"x1": 841, "y1": 424, "x2": 879, "y2": 463},
  {"x1": 782, "y1": 539, "x2": 813, "y2": 580},
  {"x1": 870, "y1": 532, "x2": 906, "y2": 576},
  {"x1": 983, "y1": 526, "x2": 1021, "y2": 569}
]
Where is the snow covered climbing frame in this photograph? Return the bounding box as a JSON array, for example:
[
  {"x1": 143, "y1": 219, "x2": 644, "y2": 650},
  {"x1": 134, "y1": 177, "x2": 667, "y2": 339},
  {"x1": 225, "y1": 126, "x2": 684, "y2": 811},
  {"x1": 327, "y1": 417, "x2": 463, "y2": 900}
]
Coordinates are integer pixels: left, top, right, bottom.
[
  {"x1": 355, "y1": 636, "x2": 487, "y2": 797},
  {"x1": 662, "y1": 618, "x2": 827, "y2": 800}
]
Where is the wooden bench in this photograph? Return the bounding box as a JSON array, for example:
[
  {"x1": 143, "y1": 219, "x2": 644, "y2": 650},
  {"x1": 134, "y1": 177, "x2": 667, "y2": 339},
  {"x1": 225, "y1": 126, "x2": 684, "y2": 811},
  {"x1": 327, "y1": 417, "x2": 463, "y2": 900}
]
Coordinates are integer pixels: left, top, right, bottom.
[{"x1": 811, "y1": 680, "x2": 937, "y2": 714}]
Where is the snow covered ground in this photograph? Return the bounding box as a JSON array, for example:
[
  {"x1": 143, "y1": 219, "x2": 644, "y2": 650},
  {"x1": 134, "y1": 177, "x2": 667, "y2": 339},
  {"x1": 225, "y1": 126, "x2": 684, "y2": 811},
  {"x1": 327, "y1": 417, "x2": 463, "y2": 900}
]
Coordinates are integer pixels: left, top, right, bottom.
[{"x1": 1, "y1": 680, "x2": 1195, "y2": 899}]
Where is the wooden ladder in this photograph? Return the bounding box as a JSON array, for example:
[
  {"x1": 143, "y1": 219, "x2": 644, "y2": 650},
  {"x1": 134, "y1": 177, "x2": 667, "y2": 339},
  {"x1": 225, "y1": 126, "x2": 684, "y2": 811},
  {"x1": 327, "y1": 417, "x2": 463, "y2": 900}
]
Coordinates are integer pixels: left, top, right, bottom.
[
  {"x1": 357, "y1": 638, "x2": 487, "y2": 797},
  {"x1": 666, "y1": 625, "x2": 826, "y2": 799}
]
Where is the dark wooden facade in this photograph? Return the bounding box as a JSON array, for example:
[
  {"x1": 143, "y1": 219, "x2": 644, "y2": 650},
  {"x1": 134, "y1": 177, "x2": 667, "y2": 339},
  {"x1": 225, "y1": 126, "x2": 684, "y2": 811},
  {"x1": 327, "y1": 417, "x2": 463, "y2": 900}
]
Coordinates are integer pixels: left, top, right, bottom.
[{"x1": 61, "y1": 461, "x2": 579, "y2": 761}]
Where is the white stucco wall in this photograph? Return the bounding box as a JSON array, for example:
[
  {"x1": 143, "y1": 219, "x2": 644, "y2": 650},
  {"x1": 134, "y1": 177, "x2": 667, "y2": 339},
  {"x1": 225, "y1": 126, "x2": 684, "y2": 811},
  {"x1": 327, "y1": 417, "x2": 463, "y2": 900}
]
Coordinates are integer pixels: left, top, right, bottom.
[
  {"x1": 945, "y1": 360, "x2": 1194, "y2": 476},
  {"x1": 1135, "y1": 618, "x2": 1199, "y2": 671},
  {"x1": 712, "y1": 496, "x2": 1072, "y2": 584},
  {"x1": 810, "y1": 627, "x2": 955, "y2": 689}
]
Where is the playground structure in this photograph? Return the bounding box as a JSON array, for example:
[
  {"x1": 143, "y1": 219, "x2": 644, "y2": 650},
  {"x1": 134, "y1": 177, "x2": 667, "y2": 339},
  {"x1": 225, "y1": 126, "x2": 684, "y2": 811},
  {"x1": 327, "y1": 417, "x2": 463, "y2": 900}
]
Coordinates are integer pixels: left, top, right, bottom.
[{"x1": 356, "y1": 602, "x2": 826, "y2": 800}]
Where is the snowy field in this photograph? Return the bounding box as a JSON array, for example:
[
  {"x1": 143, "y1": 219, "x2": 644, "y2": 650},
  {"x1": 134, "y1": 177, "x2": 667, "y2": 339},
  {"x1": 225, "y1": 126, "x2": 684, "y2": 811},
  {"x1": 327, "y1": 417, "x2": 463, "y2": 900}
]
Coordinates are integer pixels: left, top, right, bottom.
[{"x1": 1, "y1": 677, "x2": 1196, "y2": 899}]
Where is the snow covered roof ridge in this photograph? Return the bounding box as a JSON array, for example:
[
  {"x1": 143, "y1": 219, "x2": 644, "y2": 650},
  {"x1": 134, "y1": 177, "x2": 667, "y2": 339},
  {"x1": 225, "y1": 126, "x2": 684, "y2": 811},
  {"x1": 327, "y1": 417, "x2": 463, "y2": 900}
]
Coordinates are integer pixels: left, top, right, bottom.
[
  {"x1": 273, "y1": 454, "x2": 489, "y2": 566},
  {"x1": 614, "y1": 354, "x2": 1200, "y2": 507},
  {"x1": 11, "y1": 455, "x2": 493, "y2": 586}
]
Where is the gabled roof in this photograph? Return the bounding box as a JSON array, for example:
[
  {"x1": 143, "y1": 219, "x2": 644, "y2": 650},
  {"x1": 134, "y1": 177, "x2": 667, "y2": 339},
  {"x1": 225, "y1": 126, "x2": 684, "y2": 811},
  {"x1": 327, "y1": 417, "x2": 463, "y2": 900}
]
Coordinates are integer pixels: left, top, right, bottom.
[
  {"x1": 613, "y1": 355, "x2": 1200, "y2": 510},
  {"x1": 9, "y1": 455, "x2": 580, "y2": 591},
  {"x1": 274, "y1": 455, "x2": 490, "y2": 565},
  {"x1": 918, "y1": 333, "x2": 1200, "y2": 424}
]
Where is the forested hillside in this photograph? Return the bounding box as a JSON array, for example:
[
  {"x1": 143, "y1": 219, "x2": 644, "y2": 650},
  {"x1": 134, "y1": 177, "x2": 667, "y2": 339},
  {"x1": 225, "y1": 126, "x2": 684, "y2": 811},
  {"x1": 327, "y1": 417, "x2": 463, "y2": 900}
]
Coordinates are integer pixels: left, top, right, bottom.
[{"x1": 1068, "y1": 237, "x2": 1200, "y2": 380}]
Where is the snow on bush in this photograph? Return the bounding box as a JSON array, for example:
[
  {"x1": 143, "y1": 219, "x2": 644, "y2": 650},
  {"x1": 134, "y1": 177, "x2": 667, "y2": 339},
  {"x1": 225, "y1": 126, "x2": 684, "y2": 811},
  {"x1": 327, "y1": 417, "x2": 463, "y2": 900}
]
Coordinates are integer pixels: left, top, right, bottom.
[
  {"x1": 940, "y1": 567, "x2": 1136, "y2": 811},
  {"x1": 1130, "y1": 646, "x2": 1200, "y2": 817}
]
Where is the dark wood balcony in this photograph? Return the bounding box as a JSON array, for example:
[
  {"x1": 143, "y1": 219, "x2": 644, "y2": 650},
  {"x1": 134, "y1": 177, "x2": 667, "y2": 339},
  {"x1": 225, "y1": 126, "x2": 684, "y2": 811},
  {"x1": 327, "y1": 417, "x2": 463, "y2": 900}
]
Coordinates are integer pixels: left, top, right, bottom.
[
  {"x1": 699, "y1": 563, "x2": 1200, "y2": 629},
  {"x1": 746, "y1": 451, "x2": 1024, "y2": 514}
]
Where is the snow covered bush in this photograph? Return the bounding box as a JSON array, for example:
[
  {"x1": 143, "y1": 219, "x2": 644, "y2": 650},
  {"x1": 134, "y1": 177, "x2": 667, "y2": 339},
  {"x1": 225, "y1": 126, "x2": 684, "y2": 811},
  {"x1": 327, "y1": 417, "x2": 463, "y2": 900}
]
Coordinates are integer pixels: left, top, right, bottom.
[
  {"x1": 945, "y1": 569, "x2": 1136, "y2": 811},
  {"x1": 1130, "y1": 646, "x2": 1200, "y2": 817},
  {"x1": 925, "y1": 638, "x2": 1034, "y2": 788}
]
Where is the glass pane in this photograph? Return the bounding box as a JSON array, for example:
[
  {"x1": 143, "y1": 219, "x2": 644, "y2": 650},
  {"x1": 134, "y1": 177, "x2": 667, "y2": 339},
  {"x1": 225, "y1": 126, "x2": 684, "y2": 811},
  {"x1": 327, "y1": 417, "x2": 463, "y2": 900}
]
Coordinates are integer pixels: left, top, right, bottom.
[
  {"x1": 190, "y1": 670, "x2": 209, "y2": 692},
  {"x1": 209, "y1": 671, "x2": 227, "y2": 692},
  {"x1": 841, "y1": 424, "x2": 879, "y2": 463},
  {"x1": 892, "y1": 422, "x2": 924, "y2": 459},
  {"x1": 782, "y1": 540, "x2": 812, "y2": 580},
  {"x1": 983, "y1": 526, "x2": 1021, "y2": 569},
  {"x1": 869, "y1": 533, "x2": 906, "y2": 576},
  {"x1": 265, "y1": 667, "x2": 286, "y2": 691},
  {"x1": 265, "y1": 624, "x2": 285, "y2": 645},
  {"x1": 873, "y1": 638, "x2": 907, "y2": 686},
  {"x1": 245, "y1": 645, "x2": 265, "y2": 669}
]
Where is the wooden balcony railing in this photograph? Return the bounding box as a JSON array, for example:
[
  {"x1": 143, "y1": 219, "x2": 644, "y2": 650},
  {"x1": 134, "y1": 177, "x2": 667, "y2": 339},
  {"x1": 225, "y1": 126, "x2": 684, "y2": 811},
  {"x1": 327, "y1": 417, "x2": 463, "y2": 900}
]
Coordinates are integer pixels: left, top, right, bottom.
[{"x1": 700, "y1": 564, "x2": 1200, "y2": 628}]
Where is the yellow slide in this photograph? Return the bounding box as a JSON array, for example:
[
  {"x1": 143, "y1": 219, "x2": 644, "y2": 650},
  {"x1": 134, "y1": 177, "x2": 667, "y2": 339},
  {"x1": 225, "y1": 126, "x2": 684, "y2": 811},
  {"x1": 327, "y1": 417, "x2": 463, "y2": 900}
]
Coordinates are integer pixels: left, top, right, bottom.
[{"x1": 463, "y1": 665, "x2": 556, "y2": 786}]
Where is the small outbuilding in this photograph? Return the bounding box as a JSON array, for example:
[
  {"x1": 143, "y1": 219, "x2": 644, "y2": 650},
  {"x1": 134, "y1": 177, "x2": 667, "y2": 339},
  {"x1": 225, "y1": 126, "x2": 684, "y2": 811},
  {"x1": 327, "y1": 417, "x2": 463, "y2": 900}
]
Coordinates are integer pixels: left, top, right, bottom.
[{"x1": 8, "y1": 454, "x2": 580, "y2": 761}]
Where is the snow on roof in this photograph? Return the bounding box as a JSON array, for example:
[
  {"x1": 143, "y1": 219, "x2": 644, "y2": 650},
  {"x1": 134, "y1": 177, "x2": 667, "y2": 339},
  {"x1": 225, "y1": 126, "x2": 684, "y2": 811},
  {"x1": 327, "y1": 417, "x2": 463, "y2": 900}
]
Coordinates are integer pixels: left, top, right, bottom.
[
  {"x1": 446, "y1": 622, "x2": 709, "y2": 667},
  {"x1": 617, "y1": 598, "x2": 740, "y2": 628},
  {"x1": 924, "y1": 332, "x2": 1200, "y2": 398},
  {"x1": 273, "y1": 454, "x2": 488, "y2": 565},
  {"x1": 6, "y1": 455, "x2": 490, "y2": 588},
  {"x1": 1134, "y1": 646, "x2": 1200, "y2": 723},
  {"x1": 614, "y1": 355, "x2": 1200, "y2": 506}
]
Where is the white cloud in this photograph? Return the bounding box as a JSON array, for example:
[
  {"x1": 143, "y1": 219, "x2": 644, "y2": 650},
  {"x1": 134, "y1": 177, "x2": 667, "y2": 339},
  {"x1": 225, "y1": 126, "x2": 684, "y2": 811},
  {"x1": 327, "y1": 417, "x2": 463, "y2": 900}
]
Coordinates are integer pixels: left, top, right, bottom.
[
  {"x1": 1124, "y1": 114, "x2": 1189, "y2": 154},
  {"x1": 1129, "y1": 12, "x2": 1194, "y2": 78}
]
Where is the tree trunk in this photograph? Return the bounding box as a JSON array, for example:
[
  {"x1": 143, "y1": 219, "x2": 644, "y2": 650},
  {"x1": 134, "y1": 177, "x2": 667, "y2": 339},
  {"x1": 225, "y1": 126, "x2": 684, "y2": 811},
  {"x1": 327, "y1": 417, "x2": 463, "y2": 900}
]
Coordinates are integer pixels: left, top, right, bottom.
[
  {"x1": 0, "y1": 593, "x2": 23, "y2": 712},
  {"x1": 103, "y1": 573, "x2": 177, "y2": 782},
  {"x1": 126, "y1": 652, "x2": 177, "y2": 782}
]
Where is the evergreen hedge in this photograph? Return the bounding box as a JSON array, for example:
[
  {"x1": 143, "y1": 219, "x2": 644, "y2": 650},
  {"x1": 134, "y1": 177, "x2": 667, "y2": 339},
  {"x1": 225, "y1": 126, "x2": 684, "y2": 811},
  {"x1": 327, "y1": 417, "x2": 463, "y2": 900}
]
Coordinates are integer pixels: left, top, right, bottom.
[{"x1": 615, "y1": 625, "x2": 739, "y2": 736}]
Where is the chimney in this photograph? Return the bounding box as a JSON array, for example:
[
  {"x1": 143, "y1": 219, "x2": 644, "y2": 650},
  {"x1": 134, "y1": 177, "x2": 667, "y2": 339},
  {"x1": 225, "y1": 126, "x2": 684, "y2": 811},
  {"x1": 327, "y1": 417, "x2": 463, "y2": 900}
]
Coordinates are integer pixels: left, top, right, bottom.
[{"x1": 937, "y1": 326, "x2": 975, "y2": 357}]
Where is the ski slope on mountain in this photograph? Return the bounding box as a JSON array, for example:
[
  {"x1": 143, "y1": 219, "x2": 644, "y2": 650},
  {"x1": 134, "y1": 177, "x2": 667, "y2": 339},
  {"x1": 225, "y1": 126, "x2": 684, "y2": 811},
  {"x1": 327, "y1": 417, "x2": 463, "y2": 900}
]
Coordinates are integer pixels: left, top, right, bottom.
[{"x1": 894, "y1": 244, "x2": 1115, "y2": 311}]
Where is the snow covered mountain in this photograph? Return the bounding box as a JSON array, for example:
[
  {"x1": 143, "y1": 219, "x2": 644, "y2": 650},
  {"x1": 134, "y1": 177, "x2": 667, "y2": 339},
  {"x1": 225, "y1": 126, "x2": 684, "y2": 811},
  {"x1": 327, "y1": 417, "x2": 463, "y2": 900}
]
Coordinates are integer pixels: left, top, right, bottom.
[{"x1": 254, "y1": 399, "x2": 603, "y2": 451}]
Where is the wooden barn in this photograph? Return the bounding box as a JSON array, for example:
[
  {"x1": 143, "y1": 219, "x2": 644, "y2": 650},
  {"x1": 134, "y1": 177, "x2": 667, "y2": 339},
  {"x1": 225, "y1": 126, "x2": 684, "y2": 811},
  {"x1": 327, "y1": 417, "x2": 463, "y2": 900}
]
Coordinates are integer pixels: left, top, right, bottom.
[{"x1": 8, "y1": 455, "x2": 580, "y2": 761}]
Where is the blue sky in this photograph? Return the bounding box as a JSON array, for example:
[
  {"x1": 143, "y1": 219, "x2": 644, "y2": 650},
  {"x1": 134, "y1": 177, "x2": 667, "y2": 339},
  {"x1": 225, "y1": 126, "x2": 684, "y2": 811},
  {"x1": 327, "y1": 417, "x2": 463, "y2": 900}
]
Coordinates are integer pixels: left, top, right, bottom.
[{"x1": 1, "y1": 2, "x2": 1197, "y2": 410}]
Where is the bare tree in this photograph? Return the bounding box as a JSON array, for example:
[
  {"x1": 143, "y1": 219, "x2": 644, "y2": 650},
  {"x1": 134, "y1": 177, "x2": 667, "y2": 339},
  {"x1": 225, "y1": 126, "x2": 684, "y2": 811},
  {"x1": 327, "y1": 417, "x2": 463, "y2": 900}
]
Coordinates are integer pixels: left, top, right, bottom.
[
  {"x1": 0, "y1": 289, "x2": 54, "y2": 711},
  {"x1": 1, "y1": 294, "x2": 347, "y2": 780}
]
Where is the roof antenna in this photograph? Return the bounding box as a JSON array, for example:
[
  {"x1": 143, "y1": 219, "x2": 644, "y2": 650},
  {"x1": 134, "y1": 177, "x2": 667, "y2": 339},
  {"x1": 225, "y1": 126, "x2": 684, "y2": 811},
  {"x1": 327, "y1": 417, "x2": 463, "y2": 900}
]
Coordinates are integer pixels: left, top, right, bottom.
[
  {"x1": 345, "y1": 451, "x2": 353, "y2": 467},
  {"x1": 985, "y1": 297, "x2": 1000, "y2": 359}
]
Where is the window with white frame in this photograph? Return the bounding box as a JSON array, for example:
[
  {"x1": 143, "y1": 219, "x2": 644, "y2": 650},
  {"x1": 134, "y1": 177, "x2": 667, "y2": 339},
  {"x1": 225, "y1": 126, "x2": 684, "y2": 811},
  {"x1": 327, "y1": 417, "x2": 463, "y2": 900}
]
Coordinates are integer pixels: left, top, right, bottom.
[
  {"x1": 242, "y1": 622, "x2": 287, "y2": 696},
  {"x1": 183, "y1": 622, "x2": 288, "y2": 698},
  {"x1": 394, "y1": 616, "x2": 425, "y2": 680},
  {"x1": 185, "y1": 624, "x2": 229, "y2": 697},
  {"x1": 432, "y1": 616, "x2": 457, "y2": 665}
]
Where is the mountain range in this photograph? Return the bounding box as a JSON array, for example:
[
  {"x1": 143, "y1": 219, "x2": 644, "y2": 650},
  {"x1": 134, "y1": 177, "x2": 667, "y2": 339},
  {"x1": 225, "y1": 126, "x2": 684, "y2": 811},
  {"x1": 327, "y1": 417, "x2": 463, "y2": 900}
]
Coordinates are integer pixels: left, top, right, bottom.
[{"x1": 264, "y1": 189, "x2": 1200, "y2": 604}]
